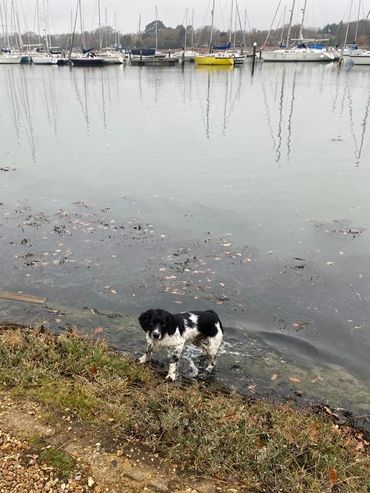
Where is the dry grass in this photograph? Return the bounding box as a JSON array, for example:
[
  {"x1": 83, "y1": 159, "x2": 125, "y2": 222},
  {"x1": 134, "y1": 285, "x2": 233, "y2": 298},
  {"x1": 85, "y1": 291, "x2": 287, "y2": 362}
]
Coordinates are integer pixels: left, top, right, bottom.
[{"x1": 0, "y1": 326, "x2": 369, "y2": 492}]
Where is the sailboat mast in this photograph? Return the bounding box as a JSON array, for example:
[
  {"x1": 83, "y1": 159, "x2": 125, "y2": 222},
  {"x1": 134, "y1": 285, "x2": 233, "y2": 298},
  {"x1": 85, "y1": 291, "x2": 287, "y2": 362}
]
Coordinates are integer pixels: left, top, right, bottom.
[
  {"x1": 138, "y1": 13, "x2": 141, "y2": 46},
  {"x1": 78, "y1": 0, "x2": 84, "y2": 50},
  {"x1": 286, "y1": 0, "x2": 296, "y2": 47},
  {"x1": 280, "y1": 4, "x2": 287, "y2": 46},
  {"x1": 114, "y1": 11, "x2": 118, "y2": 47},
  {"x1": 1, "y1": 0, "x2": 9, "y2": 48},
  {"x1": 42, "y1": 0, "x2": 48, "y2": 51},
  {"x1": 341, "y1": 0, "x2": 354, "y2": 60},
  {"x1": 155, "y1": 5, "x2": 158, "y2": 51},
  {"x1": 209, "y1": 0, "x2": 215, "y2": 52},
  {"x1": 243, "y1": 8, "x2": 247, "y2": 49},
  {"x1": 98, "y1": 0, "x2": 102, "y2": 50},
  {"x1": 191, "y1": 8, "x2": 194, "y2": 47},
  {"x1": 298, "y1": 0, "x2": 308, "y2": 40},
  {"x1": 354, "y1": 0, "x2": 361, "y2": 42},
  {"x1": 228, "y1": 0, "x2": 233, "y2": 44},
  {"x1": 184, "y1": 8, "x2": 188, "y2": 51}
]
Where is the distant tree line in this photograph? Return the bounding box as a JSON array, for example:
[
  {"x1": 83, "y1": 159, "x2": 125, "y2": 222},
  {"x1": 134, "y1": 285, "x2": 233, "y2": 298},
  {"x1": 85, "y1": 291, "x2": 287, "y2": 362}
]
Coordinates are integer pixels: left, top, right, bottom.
[{"x1": 1, "y1": 19, "x2": 370, "y2": 51}]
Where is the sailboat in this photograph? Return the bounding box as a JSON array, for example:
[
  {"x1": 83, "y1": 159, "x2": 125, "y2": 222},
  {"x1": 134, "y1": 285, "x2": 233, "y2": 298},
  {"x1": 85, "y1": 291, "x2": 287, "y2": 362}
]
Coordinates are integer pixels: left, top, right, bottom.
[
  {"x1": 194, "y1": 0, "x2": 234, "y2": 66},
  {"x1": 172, "y1": 9, "x2": 200, "y2": 63},
  {"x1": 262, "y1": 0, "x2": 338, "y2": 62},
  {"x1": 69, "y1": 0, "x2": 105, "y2": 67},
  {"x1": 342, "y1": 2, "x2": 370, "y2": 65},
  {"x1": 0, "y1": 1, "x2": 30, "y2": 64},
  {"x1": 31, "y1": 0, "x2": 58, "y2": 65}
]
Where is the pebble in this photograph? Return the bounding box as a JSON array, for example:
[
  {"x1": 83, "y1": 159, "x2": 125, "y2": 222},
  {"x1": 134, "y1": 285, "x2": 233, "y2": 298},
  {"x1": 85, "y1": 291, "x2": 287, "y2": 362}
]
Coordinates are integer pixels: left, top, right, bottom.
[{"x1": 0, "y1": 428, "x2": 90, "y2": 493}]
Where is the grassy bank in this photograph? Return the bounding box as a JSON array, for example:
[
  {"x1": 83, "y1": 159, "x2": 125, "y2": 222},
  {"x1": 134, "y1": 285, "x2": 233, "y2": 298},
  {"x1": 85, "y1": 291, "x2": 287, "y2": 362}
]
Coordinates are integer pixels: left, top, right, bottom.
[{"x1": 0, "y1": 324, "x2": 369, "y2": 492}]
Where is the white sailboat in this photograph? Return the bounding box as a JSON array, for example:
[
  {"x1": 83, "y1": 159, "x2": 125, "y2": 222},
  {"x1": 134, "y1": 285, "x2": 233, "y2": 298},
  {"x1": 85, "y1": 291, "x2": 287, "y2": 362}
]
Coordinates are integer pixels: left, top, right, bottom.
[
  {"x1": 172, "y1": 9, "x2": 200, "y2": 63},
  {"x1": 262, "y1": 0, "x2": 338, "y2": 62},
  {"x1": 342, "y1": 2, "x2": 370, "y2": 64}
]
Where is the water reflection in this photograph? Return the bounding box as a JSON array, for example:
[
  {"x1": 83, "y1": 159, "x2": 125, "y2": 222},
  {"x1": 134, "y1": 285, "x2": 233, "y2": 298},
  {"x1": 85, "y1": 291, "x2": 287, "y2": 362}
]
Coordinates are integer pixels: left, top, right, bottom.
[
  {"x1": 332, "y1": 74, "x2": 370, "y2": 166},
  {"x1": 7, "y1": 67, "x2": 36, "y2": 162},
  {"x1": 262, "y1": 66, "x2": 297, "y2": 163},
  {"x1": 194, "y1": 66, "x2": 243, "y2": 139},
  {"x1": 1, "y1": 63, "x2": 370, "y2": 169}
]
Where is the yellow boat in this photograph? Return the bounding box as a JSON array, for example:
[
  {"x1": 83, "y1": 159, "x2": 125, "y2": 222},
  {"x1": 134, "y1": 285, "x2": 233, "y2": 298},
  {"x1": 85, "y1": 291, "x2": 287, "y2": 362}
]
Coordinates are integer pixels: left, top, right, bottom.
[{"x1": 194, "y1": 55, "x2": 234, "y2": 66}]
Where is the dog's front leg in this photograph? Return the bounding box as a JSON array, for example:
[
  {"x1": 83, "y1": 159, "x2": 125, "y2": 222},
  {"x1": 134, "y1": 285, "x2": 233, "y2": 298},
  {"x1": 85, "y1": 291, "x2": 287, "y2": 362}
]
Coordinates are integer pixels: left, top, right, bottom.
[
  {"x1": 137, "y1": 343, "x2": 154, "y2": 364},
  {"x1": 166, "y1": 344, "x2": 184, "y2": 382}
]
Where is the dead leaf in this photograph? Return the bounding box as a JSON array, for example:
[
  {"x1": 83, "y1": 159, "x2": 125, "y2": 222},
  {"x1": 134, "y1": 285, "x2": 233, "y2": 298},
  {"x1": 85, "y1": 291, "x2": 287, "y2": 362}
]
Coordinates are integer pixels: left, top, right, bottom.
[
  {"x1": 328, "y1": 467, "x2": 338, "y2": 486},
  {"x1": 94, "y1": 327, "x2": 104, "y2": 334},
  {"x1": 289, "y1": 376, "x2": 302, "y2": 384},
  {"x1": 271, "y1": 374, "x2": 278, "y2": 381}
]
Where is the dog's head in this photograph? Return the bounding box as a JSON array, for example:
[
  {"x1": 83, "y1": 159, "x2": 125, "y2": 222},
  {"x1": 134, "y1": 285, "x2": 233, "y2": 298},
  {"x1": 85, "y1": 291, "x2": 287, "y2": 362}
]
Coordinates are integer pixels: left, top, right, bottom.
[{"x1": 138, "y1": 309, "x2": 177, "y2": 341}]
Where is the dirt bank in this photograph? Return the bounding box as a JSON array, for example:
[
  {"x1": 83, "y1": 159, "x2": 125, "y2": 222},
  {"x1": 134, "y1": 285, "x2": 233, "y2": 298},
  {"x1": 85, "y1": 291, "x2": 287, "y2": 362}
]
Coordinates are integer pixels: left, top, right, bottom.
[{"x1": 0, "y1": 323, "x2": 369, "y2": 493}]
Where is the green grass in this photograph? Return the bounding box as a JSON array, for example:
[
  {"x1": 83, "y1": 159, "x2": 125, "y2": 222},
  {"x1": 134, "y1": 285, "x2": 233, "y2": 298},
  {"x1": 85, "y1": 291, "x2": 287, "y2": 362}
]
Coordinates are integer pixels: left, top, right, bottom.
[
  {"x1": 27, "y1": 433, "x2": 76, "y2": 478},
  {"x1": 39, "y1": 447, "x2": 76, "y2": 477},
  {"x1": 0, "y1": 326, "x2": 369, "y2": 492}
]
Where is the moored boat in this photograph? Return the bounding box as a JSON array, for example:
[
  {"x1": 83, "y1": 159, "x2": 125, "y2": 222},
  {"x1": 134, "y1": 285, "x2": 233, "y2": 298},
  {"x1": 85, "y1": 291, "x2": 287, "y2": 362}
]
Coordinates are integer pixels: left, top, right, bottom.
[
  {"x1": 32, "y1": 55, "x2": 58, "y2": 65},
  {"x1": 262, "y1": 0, "x2": 338, "y2": 63},
  {"x1": 262, "y1": 44, "x2": 338, "y2": 62},
  {"x1": 349, "y1": 51, "x2": 370, "y2": 65},
  {"x1": 69, "y1": 54, "x2": 105, "y2": 67},
  {"x1": 195, "y1": 55, "x2": 234, "y2": 66}
]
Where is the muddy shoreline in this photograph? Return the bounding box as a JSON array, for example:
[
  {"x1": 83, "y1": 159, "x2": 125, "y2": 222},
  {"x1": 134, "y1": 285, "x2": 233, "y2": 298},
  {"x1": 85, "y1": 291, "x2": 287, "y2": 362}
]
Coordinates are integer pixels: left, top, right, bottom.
[{"x1": 1, "y1": 318, "x2": 369, "y2": 437}]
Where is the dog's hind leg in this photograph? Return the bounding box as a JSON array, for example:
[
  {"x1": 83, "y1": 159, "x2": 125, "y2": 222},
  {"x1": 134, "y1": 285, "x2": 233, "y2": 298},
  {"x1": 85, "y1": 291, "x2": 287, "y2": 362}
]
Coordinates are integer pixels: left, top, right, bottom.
[
  {"x1": 166, "y1": 343, "x2": 184, "y2": 382},
  {"x1": 205, "y1": 329, "x2": 223, "y2": 372}
]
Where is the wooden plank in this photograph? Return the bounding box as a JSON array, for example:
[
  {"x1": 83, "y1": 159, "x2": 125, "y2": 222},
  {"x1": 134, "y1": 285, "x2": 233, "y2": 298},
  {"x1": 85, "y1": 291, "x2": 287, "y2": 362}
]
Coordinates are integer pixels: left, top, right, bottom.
[{"x1": 0, "y1": 291, "x2": 47, "y2": 305}]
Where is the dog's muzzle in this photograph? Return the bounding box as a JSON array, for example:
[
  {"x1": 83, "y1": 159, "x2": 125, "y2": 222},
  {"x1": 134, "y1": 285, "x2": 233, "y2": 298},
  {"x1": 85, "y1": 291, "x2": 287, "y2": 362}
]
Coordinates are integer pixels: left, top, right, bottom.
[{"x1": 151, "y1": 327, "x2": 162, "y2": 340}]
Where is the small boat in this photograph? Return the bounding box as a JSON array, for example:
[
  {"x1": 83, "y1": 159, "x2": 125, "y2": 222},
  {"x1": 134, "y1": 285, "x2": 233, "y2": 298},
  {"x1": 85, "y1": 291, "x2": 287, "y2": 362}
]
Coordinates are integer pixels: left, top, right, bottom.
[
  {"x1": 172, "y1": 49, "x2": 200, "y2": 63},
  {"x1": 0, "y1": 53, "x2": 30, "y2": 64},
  {"x1": 32, "y1": 54, "x2": 58, "y2": 65},
  {"x1": 195, "y1": 55, "x2": 234, "y2": 66},
  {"x1": 69, "y1": 53, "x2": 105, "y2": 67},
  {"x1": 349, "y1": 51, "x2": 370, "y2": 65}
]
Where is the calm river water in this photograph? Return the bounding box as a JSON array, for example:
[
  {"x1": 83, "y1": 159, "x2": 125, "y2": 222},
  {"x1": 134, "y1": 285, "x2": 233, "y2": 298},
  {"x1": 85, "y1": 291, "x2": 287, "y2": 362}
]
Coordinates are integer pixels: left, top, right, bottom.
[{"x1": 0, "y1": 61, "x2": 370, "y2": 422}]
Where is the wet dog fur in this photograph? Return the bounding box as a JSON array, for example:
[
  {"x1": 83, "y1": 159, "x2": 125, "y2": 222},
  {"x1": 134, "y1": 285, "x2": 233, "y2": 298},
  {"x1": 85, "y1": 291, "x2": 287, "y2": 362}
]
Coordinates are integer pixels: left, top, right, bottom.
[{"x1": 137, "y1": 308, "x2": 224, "y2": 381}]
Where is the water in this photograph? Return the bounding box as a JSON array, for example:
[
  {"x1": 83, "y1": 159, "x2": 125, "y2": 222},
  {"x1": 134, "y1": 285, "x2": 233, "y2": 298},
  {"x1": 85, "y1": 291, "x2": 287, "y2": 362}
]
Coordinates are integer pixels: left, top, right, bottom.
[{"x1": 1, "y1": 61, "x2": 370, "y2": 422}]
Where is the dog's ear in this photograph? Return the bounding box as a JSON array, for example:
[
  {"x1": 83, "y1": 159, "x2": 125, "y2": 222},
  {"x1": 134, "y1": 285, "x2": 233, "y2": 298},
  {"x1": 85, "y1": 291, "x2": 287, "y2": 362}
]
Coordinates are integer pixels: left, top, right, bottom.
[
  {"x1": 166, "y1": 312, "x2": 178, "y2": 335},
  {"x1": 138, "y1": 310, "x2": 151, "y2": 331}
]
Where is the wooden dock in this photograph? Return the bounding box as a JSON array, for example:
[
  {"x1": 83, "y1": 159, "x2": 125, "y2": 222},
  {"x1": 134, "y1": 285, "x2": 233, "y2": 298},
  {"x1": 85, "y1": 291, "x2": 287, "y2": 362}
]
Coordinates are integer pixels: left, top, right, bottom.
[{"x1": 0, "y1": 291, "x2": 47, "y2": 304}]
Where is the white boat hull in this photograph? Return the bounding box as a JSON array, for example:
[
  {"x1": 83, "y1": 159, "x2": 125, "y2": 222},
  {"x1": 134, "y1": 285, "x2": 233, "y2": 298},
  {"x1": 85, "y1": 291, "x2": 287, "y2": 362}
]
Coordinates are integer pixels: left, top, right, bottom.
[
  {"x1": 32, "y1": 56, "x2": 58, "y2": 65},
  {"x1": 0, "y1": 55, "x2": 22, "y2": 64},
  {"x1": 350, "y1": 52, "x2": 370, "y2": 65},
  {"x1": 262, "y1": 49, "x2": 337, "y2": 62}
]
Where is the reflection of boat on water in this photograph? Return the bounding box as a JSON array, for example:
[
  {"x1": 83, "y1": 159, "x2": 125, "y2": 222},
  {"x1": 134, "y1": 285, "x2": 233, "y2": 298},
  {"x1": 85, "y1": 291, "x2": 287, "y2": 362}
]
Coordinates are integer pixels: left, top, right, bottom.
[
  {"x1": 333, "y1": 82, "x2": 370, "y2": 166},
  {"x1": 262, "y1": 66, "x2": 298, "y2": 163},
  {"x1": 195, "y1": 65, "x2": 243, "y2": 139}
]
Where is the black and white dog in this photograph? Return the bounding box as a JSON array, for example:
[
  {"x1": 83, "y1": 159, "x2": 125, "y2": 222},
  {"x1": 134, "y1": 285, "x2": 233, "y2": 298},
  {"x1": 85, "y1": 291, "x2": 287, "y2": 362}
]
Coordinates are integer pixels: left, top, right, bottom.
[{"x1": 137, "y1": 308, "x2": 224, "y2": 381}]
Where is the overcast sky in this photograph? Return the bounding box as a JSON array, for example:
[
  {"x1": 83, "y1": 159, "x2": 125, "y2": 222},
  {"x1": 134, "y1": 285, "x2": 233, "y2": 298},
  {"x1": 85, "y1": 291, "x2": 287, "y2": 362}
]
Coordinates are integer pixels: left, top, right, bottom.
[{"x1": 16, "y1": 0, "x2": 362, "y2": 34}]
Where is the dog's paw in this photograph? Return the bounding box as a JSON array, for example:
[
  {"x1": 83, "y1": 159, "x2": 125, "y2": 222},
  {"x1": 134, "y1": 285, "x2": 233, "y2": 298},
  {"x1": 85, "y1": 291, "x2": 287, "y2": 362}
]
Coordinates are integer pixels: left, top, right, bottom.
[
  {"x1": 205, "y1": 365, "x2": 215, "y2": 373},
  {"x1": 137, "y1": 356, "x2": 147, "y2": 364},
  {"x1": 165, "y1": 374, "x2": 176, "y2": 382}
]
